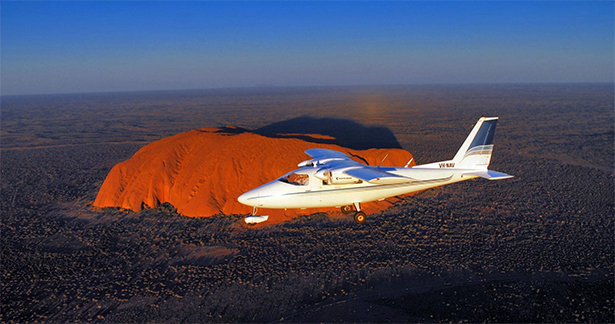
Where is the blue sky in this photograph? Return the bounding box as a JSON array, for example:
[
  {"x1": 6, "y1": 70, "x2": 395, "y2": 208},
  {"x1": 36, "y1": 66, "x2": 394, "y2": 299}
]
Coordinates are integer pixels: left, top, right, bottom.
[{"x1": 2, "y1": 1, "x2": 613, "y2": 95}]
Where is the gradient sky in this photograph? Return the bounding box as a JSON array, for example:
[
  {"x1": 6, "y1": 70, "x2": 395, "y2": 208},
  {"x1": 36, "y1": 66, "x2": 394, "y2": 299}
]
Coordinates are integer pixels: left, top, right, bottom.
[{"x1": 2, "y1": 1, "x2": 613, "y2": 95}]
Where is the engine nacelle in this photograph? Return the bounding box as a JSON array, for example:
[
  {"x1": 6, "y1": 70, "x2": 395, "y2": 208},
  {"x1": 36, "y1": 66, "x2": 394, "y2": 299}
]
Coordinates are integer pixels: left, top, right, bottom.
[
  {"x1": 330, "y1": 171, "x2": 361, "y2": 184},
  {"x1": 298, "y1": 157, "x2": 346, "y2": 168},
  {"x1": 314, "y1": 168, "x2": 361, "y2": 184}
]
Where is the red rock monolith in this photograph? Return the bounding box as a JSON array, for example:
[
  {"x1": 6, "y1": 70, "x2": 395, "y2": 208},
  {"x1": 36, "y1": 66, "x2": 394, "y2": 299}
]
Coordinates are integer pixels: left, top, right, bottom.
[{"x1": 93, "y1": 127, "x2": 415, "y2": 224}]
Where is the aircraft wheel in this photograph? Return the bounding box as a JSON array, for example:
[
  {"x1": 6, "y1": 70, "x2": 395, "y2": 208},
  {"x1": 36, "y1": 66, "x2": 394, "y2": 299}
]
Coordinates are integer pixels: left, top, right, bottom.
[
  {"x1": 354, "y1": 211, "x2": 367, "y2": 224},
  {"x1": 341, "y1": 205, "x2": 354, "y2": 215}
]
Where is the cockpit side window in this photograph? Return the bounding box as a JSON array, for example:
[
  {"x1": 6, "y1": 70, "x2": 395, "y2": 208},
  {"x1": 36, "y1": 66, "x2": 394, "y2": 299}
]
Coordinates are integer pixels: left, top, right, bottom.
[{"x1": 279, "y1": 172, "x2": 309, "y2": 186}]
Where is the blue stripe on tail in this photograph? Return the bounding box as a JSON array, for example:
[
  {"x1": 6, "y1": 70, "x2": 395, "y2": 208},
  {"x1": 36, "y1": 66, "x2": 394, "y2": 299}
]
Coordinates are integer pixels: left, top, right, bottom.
[{"x1": 469, "y1": 119, "x2": 497, "y2": 149}]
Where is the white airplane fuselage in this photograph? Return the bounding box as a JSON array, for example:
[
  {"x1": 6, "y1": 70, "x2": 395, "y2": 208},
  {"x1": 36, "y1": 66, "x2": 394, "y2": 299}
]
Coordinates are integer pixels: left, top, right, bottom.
[{"x1": 238, "y1": 166, "x2": 477, "y2": 210}]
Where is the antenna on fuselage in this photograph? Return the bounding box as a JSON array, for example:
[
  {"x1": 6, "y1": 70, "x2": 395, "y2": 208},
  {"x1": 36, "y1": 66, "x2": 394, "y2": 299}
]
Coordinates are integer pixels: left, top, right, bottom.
[
  {"x1": 404, "y1": 158, "x2": 414, "y2": 168},
  {"x1": 377, "y1": 154, "x2": 389, "y2": 167}
]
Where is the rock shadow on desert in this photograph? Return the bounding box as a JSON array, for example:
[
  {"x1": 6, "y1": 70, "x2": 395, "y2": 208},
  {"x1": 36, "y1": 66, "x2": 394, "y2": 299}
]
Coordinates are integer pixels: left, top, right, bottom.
[{"x1": 255, "y1": 116, "x2": 402, "y2": 150}]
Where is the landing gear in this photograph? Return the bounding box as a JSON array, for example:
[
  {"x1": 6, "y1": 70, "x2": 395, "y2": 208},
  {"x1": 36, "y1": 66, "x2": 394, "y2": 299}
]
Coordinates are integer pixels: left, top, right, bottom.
[
  {"x1": 351, "y1": 202, "x2": 366, "y2": 224},
  {"x1": 341, "y1": 205, "x2": 354, "y2": 214},
  {"x1": 354, "y1": 211, "x2": 366, "y2": 224}
]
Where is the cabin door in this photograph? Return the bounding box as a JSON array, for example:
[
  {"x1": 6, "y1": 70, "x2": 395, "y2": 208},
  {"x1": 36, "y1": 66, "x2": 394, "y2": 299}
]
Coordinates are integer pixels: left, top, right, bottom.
[{"x1": 307, "y1": 175, "x2": 323, "y2": 207}]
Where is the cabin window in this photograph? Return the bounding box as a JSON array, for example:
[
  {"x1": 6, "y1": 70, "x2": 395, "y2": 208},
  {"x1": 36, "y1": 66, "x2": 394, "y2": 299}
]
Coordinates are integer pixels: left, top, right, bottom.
[{"x1": 279, "y1": 172, "x2": 309, "y2": 186}]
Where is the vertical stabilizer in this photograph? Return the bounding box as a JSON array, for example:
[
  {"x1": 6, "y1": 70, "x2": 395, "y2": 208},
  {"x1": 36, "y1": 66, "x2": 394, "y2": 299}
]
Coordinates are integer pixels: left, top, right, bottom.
[{"x1": 453, "y1": 116, "x2": 498, "y2": 169}]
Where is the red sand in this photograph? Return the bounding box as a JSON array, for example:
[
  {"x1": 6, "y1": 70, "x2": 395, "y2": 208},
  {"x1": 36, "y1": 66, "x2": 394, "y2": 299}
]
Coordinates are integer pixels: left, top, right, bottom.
[{"x1": 93, "y1": 127, "x2": 415, "y2": 224}]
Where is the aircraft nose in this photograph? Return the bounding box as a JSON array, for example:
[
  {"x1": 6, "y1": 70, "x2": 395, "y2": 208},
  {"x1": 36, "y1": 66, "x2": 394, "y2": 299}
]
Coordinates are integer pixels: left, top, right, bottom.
[
  {"x1": 237, "y1": 188, "x2": 259, "y2": 207},
  {"x1": 237, "y1": 192, "x2": 249, "y2": 206}
]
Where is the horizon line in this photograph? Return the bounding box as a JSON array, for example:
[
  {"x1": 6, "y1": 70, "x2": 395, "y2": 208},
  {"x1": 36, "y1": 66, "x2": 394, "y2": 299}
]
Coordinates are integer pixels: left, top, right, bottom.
[{"x1": 2, "y1": 81, "x2": 613, "y2": 97}]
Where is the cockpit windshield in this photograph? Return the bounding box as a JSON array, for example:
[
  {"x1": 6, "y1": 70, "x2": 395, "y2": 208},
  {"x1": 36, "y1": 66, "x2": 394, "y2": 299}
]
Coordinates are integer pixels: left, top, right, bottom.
[{"x1": 279, "y1": 172, "x2": 309, "y2": 186}]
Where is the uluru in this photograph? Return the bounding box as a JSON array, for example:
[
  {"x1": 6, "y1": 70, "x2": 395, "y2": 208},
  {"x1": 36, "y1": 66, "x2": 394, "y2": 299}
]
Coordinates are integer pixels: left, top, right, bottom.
[{"x1": 93, "y1": 126, "x2": 415, "y2": 223}]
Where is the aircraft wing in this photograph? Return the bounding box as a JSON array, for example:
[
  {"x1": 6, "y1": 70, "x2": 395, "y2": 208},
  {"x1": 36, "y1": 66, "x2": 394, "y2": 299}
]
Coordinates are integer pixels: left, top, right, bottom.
[
  {"x1": 305, "y1": 148, "x2": 352, "y2": 160},
  {"x1": 302, "y1": 148, "x2": 363, "y2": 168},
  {"x1": 344, "y1": 167, "x2": 415, "y2": 184},
  {"x1": 304, "y1": 148, "x2": 414, "y2": 184}
]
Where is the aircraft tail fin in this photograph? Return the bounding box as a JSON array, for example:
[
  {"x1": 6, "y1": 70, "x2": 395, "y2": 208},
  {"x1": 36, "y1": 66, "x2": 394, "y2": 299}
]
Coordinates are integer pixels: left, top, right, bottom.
[
  {"x1": 412, "y1": 116, "x2": 512, "y2": 180},
  {"x1": 452, "y1": 116, "x2": 499, "y2": 169}
]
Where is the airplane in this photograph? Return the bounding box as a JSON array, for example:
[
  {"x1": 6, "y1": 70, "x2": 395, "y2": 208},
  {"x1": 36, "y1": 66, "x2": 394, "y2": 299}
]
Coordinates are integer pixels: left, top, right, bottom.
[{"x1": 238, "y1": 116, "x2": 513, "y2": 224}]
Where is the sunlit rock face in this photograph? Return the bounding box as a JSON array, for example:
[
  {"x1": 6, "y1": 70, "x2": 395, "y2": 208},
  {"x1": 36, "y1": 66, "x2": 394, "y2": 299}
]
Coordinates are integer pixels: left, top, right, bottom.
[{"x1": 93, "y1": 127, "x2": 415, "y2": 223}]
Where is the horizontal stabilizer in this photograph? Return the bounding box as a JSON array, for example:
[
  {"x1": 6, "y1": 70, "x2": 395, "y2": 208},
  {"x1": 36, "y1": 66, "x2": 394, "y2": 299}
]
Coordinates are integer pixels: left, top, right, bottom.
[
  {"x1": 463, "y1": 170, "x2": 514, "y2": 180},
  {"x1": 344, "y1": 167, "x2": 415, "y2": 184}
]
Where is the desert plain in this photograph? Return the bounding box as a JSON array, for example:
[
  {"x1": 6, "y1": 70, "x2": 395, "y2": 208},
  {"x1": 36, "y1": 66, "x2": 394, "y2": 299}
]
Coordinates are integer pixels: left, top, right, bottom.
[{"x1": 1, "y1": 84, "x2": 613, "y2": 322}]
